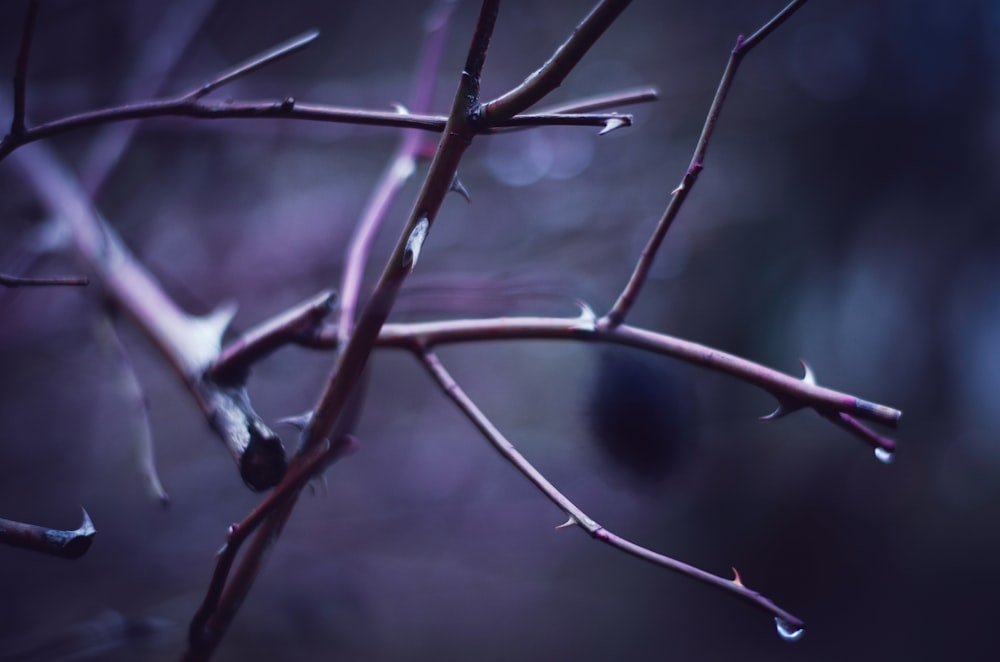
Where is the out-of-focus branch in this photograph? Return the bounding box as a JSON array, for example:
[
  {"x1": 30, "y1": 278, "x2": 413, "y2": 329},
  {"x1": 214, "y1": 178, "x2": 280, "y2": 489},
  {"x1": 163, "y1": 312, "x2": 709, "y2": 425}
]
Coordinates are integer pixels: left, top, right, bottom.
[
  {"x1": 416, "y1": 347, "x2": 805, "y2": 632},
  {"x1": 337, "y1": 0, "x2": 458, "y2": 346},
  {"x1": 0, "y1": 508, "x2": 96, "y2": 559},
  {"x1": 0, "y1": 272, "x2": 88, "y2": 287},
  {"x1": 606, "y1": 0, "x2": 811, "y2": 326},
  {"x1": 10, "y1": 0, "x2": 39, "y2": 137},
  {"x1": 5, "y1": 141, "x2": 287, "y2": 491}
]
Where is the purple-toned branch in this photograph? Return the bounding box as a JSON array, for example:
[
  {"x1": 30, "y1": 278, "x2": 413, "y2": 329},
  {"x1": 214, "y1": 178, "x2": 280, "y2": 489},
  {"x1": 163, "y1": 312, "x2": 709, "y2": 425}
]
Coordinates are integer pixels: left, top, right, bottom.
[
  {"x1": 416, "y1": 347, "x2": 805, "y2": 631},
  {"x1": 0, "y1": 508, "x2": 96, "y2": 559},
  {"x1": 0, "y1": 272, "x2": 88, "y2": 287},
  {"x1": 10, "y1": 0, "x2": 39, "y2": 137},
  {"x1": 481, "y1": 0, "x2": 633, "y2": 123},
  {"x1": 606, "y1": 0, "x2": 810, "y2": 327}
]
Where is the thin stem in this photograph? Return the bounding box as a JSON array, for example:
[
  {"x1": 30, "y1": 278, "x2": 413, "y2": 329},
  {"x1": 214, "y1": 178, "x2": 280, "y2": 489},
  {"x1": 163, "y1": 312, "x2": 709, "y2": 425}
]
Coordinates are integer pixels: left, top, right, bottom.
[
  {"x1": 11, "y1": 0, "x2": 40, "y2": 136},
  {"x1": 533, "y1": 85, "x2": 658, "y2": 115},
  {"x1": 373, "y1": 314, "x2": 900, "y2": 433},
  {"x1": 417, "y1": 347, "x2": 804, "y2": 630},
  {"x1": 186, "y1": 30, "x2": 320, "y2": 100},
  {"x1": 482, "y1": 0, "x2": 632, "y2": 123},
  {"x1": 0, "y1": 508, "x2": 95, "y2": 559},
  {"x1": 606, "y1": 0, "x2": 810, "y2": 327},
  {"x1": 0, "y1": 273, "x2": 89, "y2": 287}
]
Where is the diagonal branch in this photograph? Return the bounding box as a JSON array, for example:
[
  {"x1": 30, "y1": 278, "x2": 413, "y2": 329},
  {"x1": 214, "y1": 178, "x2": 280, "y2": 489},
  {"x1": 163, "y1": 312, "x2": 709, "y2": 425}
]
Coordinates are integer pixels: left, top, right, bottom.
[
  {"x1": 481, "y1": 0, "x2": 633, "y2": 123},
  {"x1": 606, "y1": 0, "x2": 811, "y2": 327},
  {"x1": 6, "y1": 141, "x2": 287, "y2": 491},
  {"x1": 415, "y1": 346, "x2": 805, "y2": 632},
  {"x1": 10, "y1": 0, "x2": 40, "y2": 137}
]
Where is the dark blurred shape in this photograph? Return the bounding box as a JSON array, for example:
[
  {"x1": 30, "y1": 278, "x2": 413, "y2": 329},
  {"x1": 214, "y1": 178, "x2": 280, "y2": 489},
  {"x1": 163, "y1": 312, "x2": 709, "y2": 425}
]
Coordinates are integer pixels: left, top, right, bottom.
[{"x1": 588, "y1": 347, "x2": 699, "y2": 486}]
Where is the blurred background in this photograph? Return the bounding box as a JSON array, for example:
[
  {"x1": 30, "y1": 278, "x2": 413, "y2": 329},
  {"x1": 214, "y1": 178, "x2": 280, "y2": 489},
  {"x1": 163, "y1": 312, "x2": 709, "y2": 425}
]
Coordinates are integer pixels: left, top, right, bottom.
[{"x1": 1, "y1": 0, "x2": 998, "y2": 660}]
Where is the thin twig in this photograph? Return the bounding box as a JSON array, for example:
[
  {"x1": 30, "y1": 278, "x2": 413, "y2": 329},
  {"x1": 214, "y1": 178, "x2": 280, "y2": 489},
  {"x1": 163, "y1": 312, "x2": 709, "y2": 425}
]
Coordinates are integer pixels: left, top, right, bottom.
[
  {"x1": 186, "y1": 30, "x2": 320, "y2": 100},
  {"x1": 96, "y1": 313, "x2": 170, "y2": 506},
  {"x1": 0, "y1": 272, "x2": 88, "y2": 287},
  {"x1": 0, "y1": 508, "x2": 96, "y2": 559},
  {"x1": 10, "y1": 0, "x2": 40, "y2": 136},
  {"x1": 481, "y1": 0, "x2": 633, "y2": 123},
  {"x1": 416, "y1": 347, "x2": 805, "y2": 630},
  {"x1": 533, "y1": 85, "x2": 658, "y2": 115},
  {"x1": 606, "y1": 0, "x2": 810, "y2": 326}
]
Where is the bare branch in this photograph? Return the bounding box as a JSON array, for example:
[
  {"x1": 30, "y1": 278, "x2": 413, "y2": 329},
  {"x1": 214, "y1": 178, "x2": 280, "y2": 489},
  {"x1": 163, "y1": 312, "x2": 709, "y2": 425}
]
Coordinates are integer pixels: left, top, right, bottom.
[
  {"x1": 186, "y1": 30, "x2": 320, "y2": 100},
  {"x1": 416, "y1": 347, "x2": 805, "y2": 631},
  {"x1": 0, "y1": 508, "x2": 96, "y2": 559},
  {"x1": 10, "y1": 0, "x2": 40, "y2": 136},
  {"x1": 606, "y1": 0, "x2": 811, "y2": 327},
  {"x1": 0, "y1": 272, "x2": 88, "y2": 287},
  {"x1": 481, "y1": 0, "x2": 633, "y2": 123},
  {"x1": 533, "y1": 85, "x2": 658, "y2": 115}
]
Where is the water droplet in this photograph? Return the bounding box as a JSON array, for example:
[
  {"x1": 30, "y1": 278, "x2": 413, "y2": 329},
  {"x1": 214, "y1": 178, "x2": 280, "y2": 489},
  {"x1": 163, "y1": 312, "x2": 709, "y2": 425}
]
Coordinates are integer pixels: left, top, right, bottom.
[
  {"x1": 874, "y1": 447, "x2": 894, "y2": 464},
  {"x1": 775, "y1": 617, "x2": 805, "y2": 642}
]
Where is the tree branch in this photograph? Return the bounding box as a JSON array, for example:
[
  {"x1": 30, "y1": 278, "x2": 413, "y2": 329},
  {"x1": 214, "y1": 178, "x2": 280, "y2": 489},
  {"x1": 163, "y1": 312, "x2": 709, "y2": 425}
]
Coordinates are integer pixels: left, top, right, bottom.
[
  {"x1": 606, "y1": 0, "x2": 811, "y2": 327},
  {"x1": 416, "y1": 347, "x2": 805, "y2": 632},
  {"x1": 0, "y1": 508, "x2": 96, "y2": 559},
  {"x1": 0, "y1": 272, "x2": 88, "y2": 287},
  {"x1": 481, "y1": 0, "x2": 633, "y2": 123}
]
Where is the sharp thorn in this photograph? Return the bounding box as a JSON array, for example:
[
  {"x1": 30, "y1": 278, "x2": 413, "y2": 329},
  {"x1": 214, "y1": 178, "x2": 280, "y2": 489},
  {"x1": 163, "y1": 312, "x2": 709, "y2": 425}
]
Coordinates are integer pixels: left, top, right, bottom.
[
  {"x1": 392, "y1": 102, "x2": 409, "y2": 115},
  {"x1": 598, "y1": 116, "x2": 628, "y2": 136},
  {"x1": 732, "y1": 566, "x2": 744, "y2": 587},
  {"x1": 799, "y1": 359, "x2": 816, "y2": 385},
  {"x1": 555, "y1": 515, "x2": 577, "y2": 530},
  {"x1": 449, "y1": 174, "x2": 471, "y2": 203}
]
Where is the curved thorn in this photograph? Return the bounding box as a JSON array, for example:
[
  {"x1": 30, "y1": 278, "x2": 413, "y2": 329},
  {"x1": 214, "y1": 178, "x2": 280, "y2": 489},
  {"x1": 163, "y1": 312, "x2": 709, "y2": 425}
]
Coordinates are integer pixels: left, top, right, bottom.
[
  {"x1": 798, "y1": 359, "x2": 816, "y2": 385},
  {"x1": 449, "y1": 174, "x2": 471, "y2": 203},
  {"x1": 277, "y1": 411, "x2": 313, "y2": 430},
  {"x1": 598, "y1": 115, "x2": 628, "y2": 136}
]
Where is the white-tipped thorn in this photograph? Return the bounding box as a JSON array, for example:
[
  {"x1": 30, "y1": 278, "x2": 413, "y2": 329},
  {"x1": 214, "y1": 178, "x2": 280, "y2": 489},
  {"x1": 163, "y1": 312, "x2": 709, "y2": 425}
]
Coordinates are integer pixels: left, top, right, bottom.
[
  {"x1": 799, "y1": 359, "x2": 816, "y2": 385},
  {"x1": 573, "y1": 299, "x2": 598, "y2": 331},
  {"x1": 392, "y1": 102, "x2": 409, "y2": 115},
  {"x1": 555, "y1": 515, "x2": 577, "y2": 530},
  {"x1": 402, "y1": 217, "x2": 429, "y2": 271},
  {"x1": 277, "y1": 411, "x2": 313, "y2": 430},
  {"x1": 78, "y1": 507, "x2": 96, "y2": 536},
  {"x1": 449, "y1": 175, "x2": 471, "y2": 203},
  {"x1": 670, "y1": 183, "x2": 684, "y2": 196},
  {"x1": 598, "y1": 116, "x2": 628, "y2": 136},
  {"x1": 761, "y1": 400, "x2": 802, "y2": 421}
]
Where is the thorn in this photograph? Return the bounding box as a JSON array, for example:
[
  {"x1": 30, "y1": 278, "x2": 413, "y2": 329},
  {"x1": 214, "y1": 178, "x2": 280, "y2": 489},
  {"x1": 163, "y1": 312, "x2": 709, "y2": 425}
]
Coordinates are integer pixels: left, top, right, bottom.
[
  {"x1": 449, "y1": 174, "x2": 471, "y2": 203},
  {"x1": 799, "y1": 359, "x2": 816, "y2": 385},
  {"x1": 760, "y1": 400, "x2": 802, "y2": 421},
  {"x1": 598, "y1": 116, "x2": 628, "y2": 136},
  {"x1": 670, "y1": 183, "x2": 684, "y2": 196},
  {"x1": 732, "y1": 566, "x2": 744, "y2": 587},
  {"x1": 402, "y1": 216, "x2": 430, "y2": 271},
  {"x1": 573, "y1": 299, "x2": 598, "y2": 331},
  {"x1": 392, "y1": 102, "x2": 409, "y2": 115},
  {"x1": 78, "y1": 507, "x2": 96, "y2": 537},
  {"x1": 555, "y1": 515, "x2": 577, "y2": 530},
  {"x1": 277, "y1": 411, "x2": 312, "y2": 430}
]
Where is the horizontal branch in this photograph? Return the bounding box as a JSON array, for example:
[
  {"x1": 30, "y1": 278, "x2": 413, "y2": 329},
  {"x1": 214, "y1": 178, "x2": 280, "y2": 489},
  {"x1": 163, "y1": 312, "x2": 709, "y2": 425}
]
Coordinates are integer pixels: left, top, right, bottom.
[
  {"x1": 373, "y1": 314, "x2": 899, "y2": 436},
  {"x1": 0, "y1": 272, "x2": 89, "y2": 287},
  {"x1": 0, "y1": 508, "x2": 96, "y2": 559}
]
